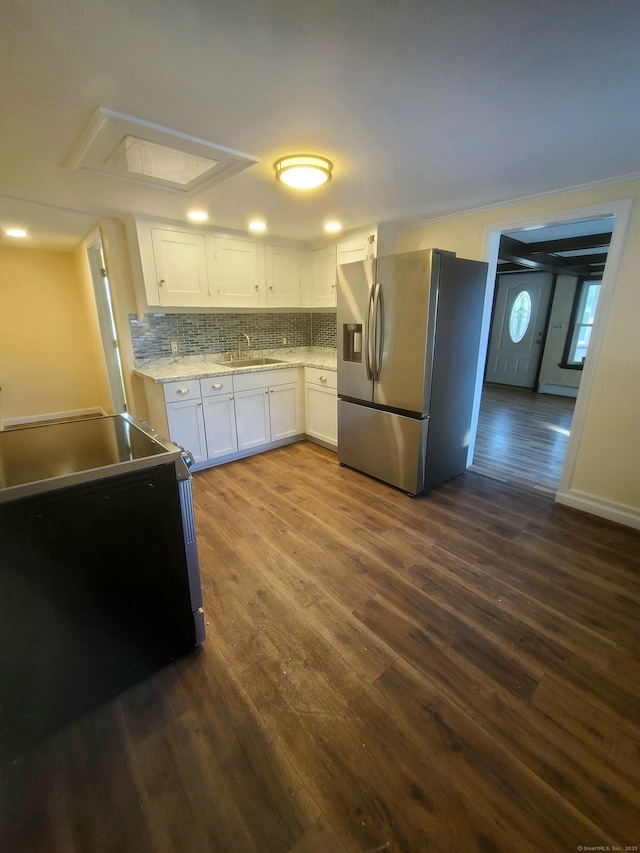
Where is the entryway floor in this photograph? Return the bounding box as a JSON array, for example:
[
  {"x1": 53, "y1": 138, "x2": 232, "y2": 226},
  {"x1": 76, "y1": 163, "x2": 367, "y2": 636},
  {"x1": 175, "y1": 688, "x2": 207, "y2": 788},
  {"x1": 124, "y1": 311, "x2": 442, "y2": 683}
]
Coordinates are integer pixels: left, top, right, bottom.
[{"x1": 470, "y1": 383, "x2": 576, "y2": 494}]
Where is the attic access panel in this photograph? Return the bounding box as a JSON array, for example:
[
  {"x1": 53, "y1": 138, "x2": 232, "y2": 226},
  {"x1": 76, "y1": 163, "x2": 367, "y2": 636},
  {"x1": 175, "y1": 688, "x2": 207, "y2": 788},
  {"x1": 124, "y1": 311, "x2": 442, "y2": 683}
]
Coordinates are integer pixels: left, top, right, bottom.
[{"x1": 67, "y1": 107, "x2": 258, "y2": 193}]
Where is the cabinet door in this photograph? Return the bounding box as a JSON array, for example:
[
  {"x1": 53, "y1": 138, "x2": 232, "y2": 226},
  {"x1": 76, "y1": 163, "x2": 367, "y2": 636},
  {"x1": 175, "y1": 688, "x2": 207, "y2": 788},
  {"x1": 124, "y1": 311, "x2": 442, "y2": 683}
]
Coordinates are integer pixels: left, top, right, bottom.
[
  {"x1": 151, "y1": 228, "x2": 210, "y2": 308},
  {"x1": 264, "y1": 245, "x2": 304, "y2": 307},
  {"x1": 235, "y1": 387, "x2": 271, "y2": 451},
  {"x1": 213, "y1": 237, "x2": 262, "y2": 308},
  {"x1": 305, "y1": 383, "x2": 337, "y2": 446},
  {"x1": 202, "y1": 395, "x2": 238, "y2": 459},
  {"x1": 269, "y1": 382, "x2": 302, "y2": 441},
  {"x1": 309, "y1": 246, "x2": 337, "y2": 307},
  {"x1": 337, "y1": 232, "x2": 376, "y2": 266},
  {"x1": 166, "y1": 399, "x2": 207, "y2": 463}
]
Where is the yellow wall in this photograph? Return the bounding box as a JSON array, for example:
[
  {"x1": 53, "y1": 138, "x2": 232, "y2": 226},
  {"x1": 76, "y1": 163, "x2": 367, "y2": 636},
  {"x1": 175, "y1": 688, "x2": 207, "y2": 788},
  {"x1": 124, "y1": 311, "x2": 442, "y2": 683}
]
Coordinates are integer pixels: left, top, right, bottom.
[
  {"x1": 399, "y1": 178, "x2": 640, "y2": 521},
  {"x1": 0, "y1": 245, "x2": 111, "y2": 425}
]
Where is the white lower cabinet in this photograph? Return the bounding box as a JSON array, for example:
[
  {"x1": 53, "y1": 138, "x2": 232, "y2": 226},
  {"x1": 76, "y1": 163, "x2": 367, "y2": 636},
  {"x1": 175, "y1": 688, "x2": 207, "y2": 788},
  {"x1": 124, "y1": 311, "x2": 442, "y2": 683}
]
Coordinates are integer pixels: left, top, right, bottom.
[
  {"x1": 234, "y1": 388, "x2": 272, "y2": 450},
  {"x1": 269, "y1": 383, "x2": 301, "y2": 441},
  {"x1": 147, "y1": 366, "x2": 316, "y2": 469},
  {"x1": 304, "y1": 367, "x2": 337, "y2": 447},
  {"x1": 161, "y1": 376, "x2": 236, "y2": 464},
  {"x1": 162, "y1": 379, "x2": 207, "y2": 463},
  {"x1": 200, "y1": 376, "x2": 238, "y2": 459},
  {"x1": 234, "y1": 368, "x2": 303, "y2": 452}
]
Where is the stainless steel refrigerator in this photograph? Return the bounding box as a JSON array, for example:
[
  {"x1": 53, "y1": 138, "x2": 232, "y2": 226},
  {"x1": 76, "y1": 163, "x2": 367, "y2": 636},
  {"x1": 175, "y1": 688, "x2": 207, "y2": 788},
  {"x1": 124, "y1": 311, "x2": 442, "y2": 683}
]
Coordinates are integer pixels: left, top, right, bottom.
[{"x1": 337, "y1": 248, "x2": 488, "y2": 495}]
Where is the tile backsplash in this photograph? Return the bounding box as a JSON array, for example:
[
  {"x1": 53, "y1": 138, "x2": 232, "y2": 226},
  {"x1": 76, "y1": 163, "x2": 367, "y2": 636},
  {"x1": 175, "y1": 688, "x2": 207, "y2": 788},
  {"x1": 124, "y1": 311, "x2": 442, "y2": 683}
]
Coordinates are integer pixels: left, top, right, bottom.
[{"x1": 129, "y1": 312, "x2": 337, "y2": 360}]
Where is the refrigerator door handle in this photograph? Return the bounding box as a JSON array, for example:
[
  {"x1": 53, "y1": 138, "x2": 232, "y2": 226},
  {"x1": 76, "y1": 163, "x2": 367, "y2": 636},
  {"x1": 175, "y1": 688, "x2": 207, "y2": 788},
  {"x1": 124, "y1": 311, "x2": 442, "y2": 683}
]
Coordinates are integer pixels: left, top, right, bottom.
[
  {"x1": 373, "y1": 281, "x2": 384, "y2": 381},
  {"x1": 365, "y1": 284, "x2": 375, "y2": 380}
]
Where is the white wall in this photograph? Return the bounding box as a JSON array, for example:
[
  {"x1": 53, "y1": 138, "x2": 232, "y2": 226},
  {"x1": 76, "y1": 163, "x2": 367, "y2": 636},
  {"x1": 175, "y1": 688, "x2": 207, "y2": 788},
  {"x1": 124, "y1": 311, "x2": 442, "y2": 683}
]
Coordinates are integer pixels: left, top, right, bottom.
[
  {"x1": 537, "y1": 274, "x2": 581, "y2": 394},
  {"x1": 399, "y1": 178, "x2": 640, "y2": 528}
]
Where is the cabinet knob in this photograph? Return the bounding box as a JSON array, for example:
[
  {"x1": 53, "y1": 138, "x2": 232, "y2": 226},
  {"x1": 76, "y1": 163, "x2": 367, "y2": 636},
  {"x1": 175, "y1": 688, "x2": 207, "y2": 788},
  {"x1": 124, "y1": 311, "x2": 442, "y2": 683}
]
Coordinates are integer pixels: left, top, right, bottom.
[
  {"x1": 197, "y1": 401, "x2": 202, "y2": 406},
  {"x1": 265, "y1": 389, "x2": 269, "y2": 394},
  {"x1": 211, "y1": 383, "x2": 223, "y2": 389},
  {"x1": 254, "y1": 284, "x2": 259, "y2": 290},
  {"x1": 269, "y1": 285, "x2": 274, "y2": 291},
  {"x1": 319, "y1": 375, "x2": 327, "y2": 382},
  {"x1": 230, "y1": 395, "x2": 234, "y2": 401},
  {"x1": 159, "y1": 279, "x2": 165, "y2": 287},
  {"x1": 176, "y1": 388, "x2": 189, "y2": 395}
]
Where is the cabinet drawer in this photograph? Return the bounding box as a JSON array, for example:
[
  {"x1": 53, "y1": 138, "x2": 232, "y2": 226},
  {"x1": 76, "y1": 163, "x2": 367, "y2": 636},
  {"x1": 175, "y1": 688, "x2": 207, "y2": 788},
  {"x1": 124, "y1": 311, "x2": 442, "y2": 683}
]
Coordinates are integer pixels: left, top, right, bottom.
[
  {"x1": 305, "y1": 367, "x2": 337, "y2": 390},
  {"x1": 233, "y1": 367, "x2": 300, "y2": 392},
  {"x1": 200, "y1": 375, "x2": 234, "y2": 398},
  {"x1": 162, "y1": 379, "x2": 202, "y2": 403}
]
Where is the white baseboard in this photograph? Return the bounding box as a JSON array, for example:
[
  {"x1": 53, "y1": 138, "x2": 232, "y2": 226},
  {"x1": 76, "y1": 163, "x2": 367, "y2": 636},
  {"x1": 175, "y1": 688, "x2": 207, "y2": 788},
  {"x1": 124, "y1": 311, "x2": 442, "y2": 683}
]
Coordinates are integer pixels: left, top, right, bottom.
[
  {"x1": 555, "y1": 488, "x2": 640, "y2": 531},
  {"x1": 537, "y1": 382, "x2": 579, "y2": 398},
  {"x1": 2, "y1": 407, "x2": 106, "y2": 430}
]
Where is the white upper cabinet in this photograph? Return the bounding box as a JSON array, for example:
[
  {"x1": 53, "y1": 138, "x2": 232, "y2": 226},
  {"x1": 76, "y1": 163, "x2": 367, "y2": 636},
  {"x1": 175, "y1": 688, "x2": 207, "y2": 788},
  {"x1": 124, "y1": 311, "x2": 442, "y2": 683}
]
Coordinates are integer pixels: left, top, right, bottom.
[
  {"x1": 151, "y1": 228, "x2": 211, "y2": 308},
  {"x1": 308, "y1": 245, "x2": 337, "y2": 308},
  {"x1": 264, "y1": 244, "x2": 305, "y2": 308},
  {"x1": 336, "y1": 230, "x2": 376, "y2": 266},
  {"x1": 212, "y1": 237, "x2": 261, "y2": 308},
  {"x1": 126, "y1": 219, "x2": 210, "y2": 308},
  {"x1": 126, "y1": 217, "x2": 395, "y2": 314}
]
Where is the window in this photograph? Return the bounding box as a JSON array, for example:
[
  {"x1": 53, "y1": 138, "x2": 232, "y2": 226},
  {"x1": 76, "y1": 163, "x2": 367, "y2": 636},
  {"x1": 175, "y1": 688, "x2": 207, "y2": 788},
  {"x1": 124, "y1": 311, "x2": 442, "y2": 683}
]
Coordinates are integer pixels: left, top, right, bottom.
[
  {"x1": 508, "y1": 290, "x2": 532, "y2": 343},
  {"x1": 562, "y1": 279, "x2": 601, "y2": 368}
]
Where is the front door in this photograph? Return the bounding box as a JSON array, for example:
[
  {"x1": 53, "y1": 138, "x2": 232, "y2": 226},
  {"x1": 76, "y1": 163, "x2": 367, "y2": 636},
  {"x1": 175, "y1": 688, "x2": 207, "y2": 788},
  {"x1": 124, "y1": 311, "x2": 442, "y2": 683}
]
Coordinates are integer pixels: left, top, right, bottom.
[{"x1": 485, "y1": 272, "x2": 552, "y2": 388}]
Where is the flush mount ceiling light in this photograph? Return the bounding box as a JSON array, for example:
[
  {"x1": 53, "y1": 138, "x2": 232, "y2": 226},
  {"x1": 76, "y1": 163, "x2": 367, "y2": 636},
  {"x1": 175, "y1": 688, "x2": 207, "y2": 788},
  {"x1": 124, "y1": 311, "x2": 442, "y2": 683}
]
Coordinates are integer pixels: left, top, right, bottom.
[
  {"x1": 274, "y1": 154, "x2": 332, "y2": 190},
  {"x1": 68, "y1": 107, "x2": 258, "y2": 193},
  {"x1": 5, "y1": 228, "x2": 28, "y2": 238},
  {"x1": 248, "y1": 220, "x2": 267, "y2": 232},
  {"x1": 324, "y1": 221, "x2": 342, "y2": 233}
]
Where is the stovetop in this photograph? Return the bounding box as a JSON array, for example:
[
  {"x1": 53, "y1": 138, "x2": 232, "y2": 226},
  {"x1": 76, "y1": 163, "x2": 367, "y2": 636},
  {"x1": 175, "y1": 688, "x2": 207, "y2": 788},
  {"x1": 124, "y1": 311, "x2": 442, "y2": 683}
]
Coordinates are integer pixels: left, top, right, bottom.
[{"x1": 0, "y1": 414, "x2": 184, "y2": 503}]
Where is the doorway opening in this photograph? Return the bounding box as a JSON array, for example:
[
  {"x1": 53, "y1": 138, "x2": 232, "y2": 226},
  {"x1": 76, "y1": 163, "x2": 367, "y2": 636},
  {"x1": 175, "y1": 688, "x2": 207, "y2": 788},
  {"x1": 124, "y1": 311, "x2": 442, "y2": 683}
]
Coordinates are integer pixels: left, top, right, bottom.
[
  {"x1": 85, "y1": 236, "x2": 128, "y2": 414},
  {"x1": 469, "y1": 199, "x2": 632, "y2": 496}
]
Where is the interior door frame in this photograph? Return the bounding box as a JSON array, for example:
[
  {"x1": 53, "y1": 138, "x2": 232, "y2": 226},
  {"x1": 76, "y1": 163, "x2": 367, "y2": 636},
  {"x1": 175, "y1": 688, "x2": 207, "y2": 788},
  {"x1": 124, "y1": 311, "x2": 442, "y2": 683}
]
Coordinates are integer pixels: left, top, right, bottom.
[
  {"x1": 469, "y1": 198, "x2": 633, "y2": 500},
  {"x1": 84, "y1": 233, "x2": 128, "y2": 414}
]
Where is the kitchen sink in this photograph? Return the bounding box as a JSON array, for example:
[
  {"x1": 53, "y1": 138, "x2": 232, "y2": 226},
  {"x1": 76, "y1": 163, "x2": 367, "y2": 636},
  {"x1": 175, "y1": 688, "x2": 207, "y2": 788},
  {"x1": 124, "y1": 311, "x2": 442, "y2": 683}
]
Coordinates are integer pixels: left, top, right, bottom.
[{"x1": 222, "y1": 357, "x2": 288, "y2": 368}]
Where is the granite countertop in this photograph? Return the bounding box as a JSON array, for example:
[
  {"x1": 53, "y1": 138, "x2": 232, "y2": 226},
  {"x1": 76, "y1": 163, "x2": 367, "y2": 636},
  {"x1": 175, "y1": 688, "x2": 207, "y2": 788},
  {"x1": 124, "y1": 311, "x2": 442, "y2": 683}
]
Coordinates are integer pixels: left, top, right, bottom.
[{"x1": 133, "y1": 346, "x2": 337, "y2": 384}]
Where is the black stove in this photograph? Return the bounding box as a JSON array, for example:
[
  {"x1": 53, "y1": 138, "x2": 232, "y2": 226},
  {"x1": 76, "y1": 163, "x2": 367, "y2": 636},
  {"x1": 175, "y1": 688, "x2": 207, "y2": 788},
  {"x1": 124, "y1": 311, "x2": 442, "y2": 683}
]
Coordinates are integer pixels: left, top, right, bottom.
[{"x1": 0, "y1": 413, "x2": 189, "y2": 503}]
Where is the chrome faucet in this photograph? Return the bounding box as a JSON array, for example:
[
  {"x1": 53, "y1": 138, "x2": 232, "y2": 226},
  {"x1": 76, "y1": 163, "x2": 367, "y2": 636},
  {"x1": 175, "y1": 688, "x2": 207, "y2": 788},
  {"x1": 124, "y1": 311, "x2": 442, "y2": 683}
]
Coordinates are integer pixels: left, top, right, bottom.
[{"x1": 237, "y1": 332, "x2": 251, "y2": 359}]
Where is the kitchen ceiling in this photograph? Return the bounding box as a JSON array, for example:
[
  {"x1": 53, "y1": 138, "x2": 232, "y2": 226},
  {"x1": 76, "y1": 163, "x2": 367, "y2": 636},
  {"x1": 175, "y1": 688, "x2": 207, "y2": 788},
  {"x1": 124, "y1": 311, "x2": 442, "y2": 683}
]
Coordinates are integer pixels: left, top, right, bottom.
[{"x1": 1, "y1": 0, "x2": 639, "y2": 251}]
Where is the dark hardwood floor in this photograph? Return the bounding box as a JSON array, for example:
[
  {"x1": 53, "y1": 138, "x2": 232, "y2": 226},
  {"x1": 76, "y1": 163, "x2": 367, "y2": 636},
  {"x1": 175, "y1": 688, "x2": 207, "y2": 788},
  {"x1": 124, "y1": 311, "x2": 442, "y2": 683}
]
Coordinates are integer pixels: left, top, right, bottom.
[
  {"x1": 471, "y1": 383, "x2": 576, "y2": 493},
  {"x1": 2, "y1": 439, "x2": 640, "y2": 852}
]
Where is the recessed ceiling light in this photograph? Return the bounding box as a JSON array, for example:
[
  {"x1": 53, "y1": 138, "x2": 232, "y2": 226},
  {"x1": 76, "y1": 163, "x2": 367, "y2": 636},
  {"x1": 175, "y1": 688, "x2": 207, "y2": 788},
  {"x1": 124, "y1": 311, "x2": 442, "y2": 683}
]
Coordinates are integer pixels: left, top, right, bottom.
[
  {"x1": 248, "y1": 220, "x2": 266, "y2": 232},
  {"x1": 5, "y1": 228, "x2": 28, "y2": 238},
  {"x1": 187, "y1": 210, "x2": 208, "y2": 222},
  {"x1": 324, "y1": 221, "x2": 342, "y2": 233},
  {"x1": 274, "y1": 155, "x2": 332, "y2": 190}
]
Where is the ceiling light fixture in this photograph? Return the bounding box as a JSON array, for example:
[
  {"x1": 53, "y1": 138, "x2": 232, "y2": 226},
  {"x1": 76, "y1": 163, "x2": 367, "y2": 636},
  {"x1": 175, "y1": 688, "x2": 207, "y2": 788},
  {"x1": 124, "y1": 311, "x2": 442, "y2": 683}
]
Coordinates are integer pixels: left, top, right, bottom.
[
  {"x1": 324, "y1": 221, "x2": 342, "y2": 233},
  {"x1": 274, "y1": 154, "x2": 332, "y2": 190},
  {"x1": 5, "y1": 228, "x2": 28, "y2": 238},
  {"x1": 248, "y1": 220, "x2": 266, "y2": 232}
]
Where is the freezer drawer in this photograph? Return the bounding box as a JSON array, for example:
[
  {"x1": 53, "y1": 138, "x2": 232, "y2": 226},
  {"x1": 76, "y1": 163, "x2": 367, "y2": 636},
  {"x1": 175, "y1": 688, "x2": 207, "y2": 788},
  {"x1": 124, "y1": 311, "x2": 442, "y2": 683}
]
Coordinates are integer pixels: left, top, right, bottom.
[{"x1": 338, "y1": 399, "x2": 428, "y2": 495}]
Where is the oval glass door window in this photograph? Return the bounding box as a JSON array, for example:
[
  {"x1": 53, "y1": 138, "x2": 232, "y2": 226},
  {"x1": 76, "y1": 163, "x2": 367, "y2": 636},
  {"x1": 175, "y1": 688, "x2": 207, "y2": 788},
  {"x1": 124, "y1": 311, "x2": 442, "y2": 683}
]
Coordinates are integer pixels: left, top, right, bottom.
[{"x1": 509, "y1": 290, "x2": 532, "y2": 343}]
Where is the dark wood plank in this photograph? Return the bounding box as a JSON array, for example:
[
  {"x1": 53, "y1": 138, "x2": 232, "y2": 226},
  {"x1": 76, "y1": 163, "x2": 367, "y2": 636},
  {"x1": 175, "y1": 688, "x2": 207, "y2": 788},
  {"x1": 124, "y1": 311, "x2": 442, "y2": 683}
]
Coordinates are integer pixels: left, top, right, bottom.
[
  {"x1": 3, "y1": 440, "x2": 640, "y2": 851},
  {"x1": 471, "y1": 383, "x2": 575, "y2": 493}
]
